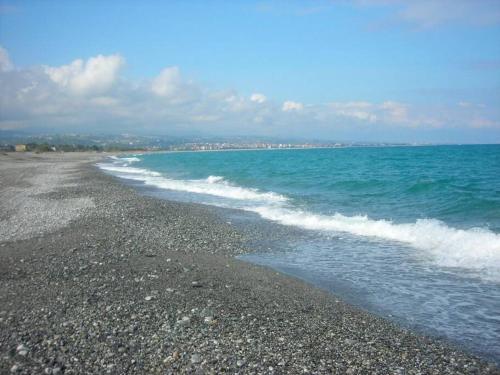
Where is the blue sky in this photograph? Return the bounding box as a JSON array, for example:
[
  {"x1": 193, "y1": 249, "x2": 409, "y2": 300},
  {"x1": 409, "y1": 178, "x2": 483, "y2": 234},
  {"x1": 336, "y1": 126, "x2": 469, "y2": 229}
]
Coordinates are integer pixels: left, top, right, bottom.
[{"x1": 1, "y1": 0, "x2": 500, "y2": 142}]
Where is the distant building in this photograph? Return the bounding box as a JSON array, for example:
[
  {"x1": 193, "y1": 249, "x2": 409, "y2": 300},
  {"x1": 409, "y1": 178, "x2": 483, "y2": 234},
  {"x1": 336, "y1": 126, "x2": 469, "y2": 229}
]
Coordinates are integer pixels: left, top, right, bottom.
[{"x1": 15, "y1": 144, "x2": 27, "y2": 152}]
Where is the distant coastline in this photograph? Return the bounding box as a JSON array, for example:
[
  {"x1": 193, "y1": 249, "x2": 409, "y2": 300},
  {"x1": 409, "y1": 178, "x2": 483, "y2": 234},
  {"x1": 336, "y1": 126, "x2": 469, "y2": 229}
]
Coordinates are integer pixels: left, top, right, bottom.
[{"x1": 2, "y1": 134, "x2": 496, "y2": 155}]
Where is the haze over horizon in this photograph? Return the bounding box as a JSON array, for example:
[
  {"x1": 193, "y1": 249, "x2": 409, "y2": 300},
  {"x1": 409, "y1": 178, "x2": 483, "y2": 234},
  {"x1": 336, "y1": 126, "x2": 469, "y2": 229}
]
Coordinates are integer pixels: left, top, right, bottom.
[{"x1": 1, "y1": 0, "x2": 500, "y2": 143}]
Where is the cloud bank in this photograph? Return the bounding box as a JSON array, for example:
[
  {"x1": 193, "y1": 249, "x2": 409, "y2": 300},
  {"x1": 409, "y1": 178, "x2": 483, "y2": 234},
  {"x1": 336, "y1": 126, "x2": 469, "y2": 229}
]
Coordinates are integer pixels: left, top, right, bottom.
[{"x1": 0, "y1": 48, "x2": 498, "y2": 140}]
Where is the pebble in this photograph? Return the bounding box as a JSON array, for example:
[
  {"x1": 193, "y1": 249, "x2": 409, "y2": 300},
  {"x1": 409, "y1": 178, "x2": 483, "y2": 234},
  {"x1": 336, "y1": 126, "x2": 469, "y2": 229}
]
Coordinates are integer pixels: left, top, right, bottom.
[
  {"x1": 176, "y1": 316, "x2": 191, "y2": 326},
  {"x1": 203, "y1": 316, "x2": 214, "y2": 324},
  {"x1": 16, "y1": 344, "x2": 28, "y2": 356},
  {"x1": 191, "y1": 353, "x2": 202, "y2": 364},
  {"x1": 0, "y1": 157, "x2": 496, "y2": 375}
]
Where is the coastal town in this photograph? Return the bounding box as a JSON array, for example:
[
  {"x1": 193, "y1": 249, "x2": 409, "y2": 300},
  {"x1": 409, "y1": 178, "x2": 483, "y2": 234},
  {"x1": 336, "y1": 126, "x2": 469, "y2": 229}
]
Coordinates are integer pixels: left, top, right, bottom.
[{"x1": 0, "y1": 133, "x2": 412, "y2": 153}]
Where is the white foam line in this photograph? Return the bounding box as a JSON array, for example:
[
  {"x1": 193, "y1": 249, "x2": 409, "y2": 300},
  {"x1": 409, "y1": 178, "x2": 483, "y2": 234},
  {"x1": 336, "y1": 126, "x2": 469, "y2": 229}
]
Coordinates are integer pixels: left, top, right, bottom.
[
  {"x1": 249, "y1": 206, "x2": 500, "y2": 282},
  {"x1": 97, "y1": 164, "x2": 161, "y2": 177},
  {"x1": 98, "y1": 164, "x2": 287, "y2": 204},
  {"x1": 97, "y1": 161, "x2": 500, "y2": 282}
]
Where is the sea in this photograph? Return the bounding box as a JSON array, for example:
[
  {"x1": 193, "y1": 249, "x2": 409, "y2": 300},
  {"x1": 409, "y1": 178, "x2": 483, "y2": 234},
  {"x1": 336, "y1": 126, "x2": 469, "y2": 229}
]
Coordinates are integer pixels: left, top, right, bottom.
[{"x1": 98, "y1": 145, "x2": 500, "y2": 363}]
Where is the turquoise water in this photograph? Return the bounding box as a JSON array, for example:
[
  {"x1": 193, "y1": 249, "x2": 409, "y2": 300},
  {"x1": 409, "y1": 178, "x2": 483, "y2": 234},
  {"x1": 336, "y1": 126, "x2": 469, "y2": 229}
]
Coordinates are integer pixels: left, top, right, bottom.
[{"x1": 99, "y1": 145, "x2": 500, "y2": 362}]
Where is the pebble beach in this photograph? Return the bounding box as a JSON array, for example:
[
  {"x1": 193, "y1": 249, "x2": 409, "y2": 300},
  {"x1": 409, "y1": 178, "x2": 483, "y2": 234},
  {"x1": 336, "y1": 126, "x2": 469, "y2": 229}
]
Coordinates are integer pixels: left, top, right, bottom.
[{"x1": 0, "y1": 152, "x2": 498, "y2": 374}]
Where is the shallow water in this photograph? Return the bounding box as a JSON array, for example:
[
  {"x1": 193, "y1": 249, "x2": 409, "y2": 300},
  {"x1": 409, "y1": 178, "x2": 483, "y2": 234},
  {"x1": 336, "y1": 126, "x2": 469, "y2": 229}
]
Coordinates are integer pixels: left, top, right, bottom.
[{"x1": 99, "y1": 145, "x2": 500, "y2": 362}]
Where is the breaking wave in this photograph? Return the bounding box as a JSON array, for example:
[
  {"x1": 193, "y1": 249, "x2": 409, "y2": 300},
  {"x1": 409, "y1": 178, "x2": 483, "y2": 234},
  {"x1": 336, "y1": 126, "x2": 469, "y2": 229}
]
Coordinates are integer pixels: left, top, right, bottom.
[
  {"x1": 110, "y1": 156, "x2": 141, "y2": 164},
  {"x1": 98, "y1": 162, "x2": 287, "y2": 204},
  {"x1": 99, "y1": 155, "x2": 500, "y2": 282},
  {"x1": 249, "y1": 206, "x2": 500, "y2": 281}
]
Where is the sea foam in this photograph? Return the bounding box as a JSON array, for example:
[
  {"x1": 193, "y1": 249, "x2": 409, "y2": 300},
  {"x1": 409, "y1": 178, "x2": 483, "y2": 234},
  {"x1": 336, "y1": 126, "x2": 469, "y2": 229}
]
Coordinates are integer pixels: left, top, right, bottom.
[
  {"x1": 99, "y1": 156, "x2": 500, "y2": 282},
  {"x1": 98, "y1": 162, "x2": 287, "y2": 204},
  {"x1": 122, "y1": 157, "x2": 141, "y2": 163},
  {"x1": 97, "y1": 164, "x2": 161, "y2": 177},
  {"x1": 249, "y1": 206, "x2": 500, "y2": 281}
]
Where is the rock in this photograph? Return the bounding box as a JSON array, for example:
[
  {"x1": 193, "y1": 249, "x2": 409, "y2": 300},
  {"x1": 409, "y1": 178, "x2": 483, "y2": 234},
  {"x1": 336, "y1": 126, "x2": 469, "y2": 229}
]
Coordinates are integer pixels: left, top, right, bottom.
[
  {"x1": 145, "y1": 296, "x2": 154, "y2": 301},
  {"x1": 16, "y1": 344, "x2": 28, "y2": 356},
  {"x1": 191, "y1": 353, "x2": 202, "y2": 364},
  {"x1": 176, "y1": 316, "x2": 191, "y2": 326},
  {"x1": 237, "y1": 360, "x2": 245, "y2": 367},
  {"x1": 203, "y1": 316, "x2": 214, "y2": 324},
  {"x1": 201, "y1": 307, "x2": 214, "y2": 317}
]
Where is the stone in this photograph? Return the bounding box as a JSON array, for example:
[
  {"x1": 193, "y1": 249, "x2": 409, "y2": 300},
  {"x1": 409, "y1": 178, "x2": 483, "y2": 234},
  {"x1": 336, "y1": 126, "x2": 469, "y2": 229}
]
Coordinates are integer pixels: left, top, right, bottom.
[
  {"x1": 203, "y1": 316, "x2": 214, "y2": 324},
  {"x1": 191, "y1": 353, "x2": 202, "y2": 364},
  {"x1": 16, "y1": 344, "x2": 28, "y2": 356},
  {"x1": 176, "y1": 316, "x2": 191, "y2": 326}
]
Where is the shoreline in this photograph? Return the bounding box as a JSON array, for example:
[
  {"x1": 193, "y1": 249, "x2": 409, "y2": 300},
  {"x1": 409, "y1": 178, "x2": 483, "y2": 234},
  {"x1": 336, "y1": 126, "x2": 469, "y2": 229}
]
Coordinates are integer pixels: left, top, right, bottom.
[{"x1": 0, "y1": 153, "x2": 498, "y2": 374}]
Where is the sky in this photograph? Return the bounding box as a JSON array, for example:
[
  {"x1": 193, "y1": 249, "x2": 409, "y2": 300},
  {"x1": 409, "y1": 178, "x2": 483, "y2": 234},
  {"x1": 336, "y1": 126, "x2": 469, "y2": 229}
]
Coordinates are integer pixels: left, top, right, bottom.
[{"x1": 0, "y1": 0, "x2": 499, "y2": 143}]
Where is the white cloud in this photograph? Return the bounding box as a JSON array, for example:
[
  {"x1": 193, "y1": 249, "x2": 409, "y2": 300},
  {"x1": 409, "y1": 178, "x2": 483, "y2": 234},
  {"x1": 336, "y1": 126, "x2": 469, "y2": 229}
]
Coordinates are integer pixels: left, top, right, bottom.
[
  {"x1": 282, "y1": 100, "x2": 304, "y2": 111},
  {"x1": 326, "y1": 100, "x2": 412, "y2": 125},
  {"x1": 151, "y1": 66, "x2": 182, "y2": 97},
  {"x1": 0, "y1": 48, "x2": 498, "y2": 139},
  {"x1": 329, "y1": 101, "x2": 377, "y2": 122},
  {"x1": 44, "y1": 54, "x2": 124, "y2": 95},
  {"x1": 380, "y1": 101, "x2": 408, "y2": 123},
  {"x1": 151, "y1": 66, "x2": 200, "y2": 104},
  {"x1": 0, "y1": 46, "x2": 13, "y2": 72},
  {"x1": 250, "y1": 93, "x2": 267, "y2": 103}
]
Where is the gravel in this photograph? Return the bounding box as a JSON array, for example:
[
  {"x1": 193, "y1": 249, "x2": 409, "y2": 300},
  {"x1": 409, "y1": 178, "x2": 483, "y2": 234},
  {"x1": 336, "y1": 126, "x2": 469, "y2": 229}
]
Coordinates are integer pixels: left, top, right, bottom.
[{"x1": 0, "y1": 152, "x2": 498, "y2": 374}]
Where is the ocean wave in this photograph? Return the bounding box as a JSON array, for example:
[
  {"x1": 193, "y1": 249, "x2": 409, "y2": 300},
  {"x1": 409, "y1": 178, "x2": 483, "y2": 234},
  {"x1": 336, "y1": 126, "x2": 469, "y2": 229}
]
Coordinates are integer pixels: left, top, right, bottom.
[
  {"x1": 122, "y1": 157, "x2": 141, "y2": 163},
  {"x1": 108, "y1": 155, "x2": 141, "y2": 164},
  {"x1": 98, "y1": 160, "x2": 500, "y2": 281},
  {"x1": 97, "y1": 164, "x2": 162, "y2": 177},
  {"x1": 206, "y1": 175, "x2": 225, "y2": 184},
  {"x1": 249, "y1": 206, "x2": 500, "y2": 281},
  {"x1": 98, "y1": 163, "x2": 287, "y2": 204}
]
